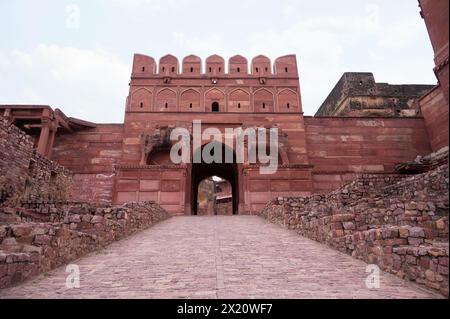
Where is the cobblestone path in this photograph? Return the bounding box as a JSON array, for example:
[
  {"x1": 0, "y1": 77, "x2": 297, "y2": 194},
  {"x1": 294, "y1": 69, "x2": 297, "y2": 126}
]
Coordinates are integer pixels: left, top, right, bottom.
[{"x1": 0, "y1": 216, "x2": 441, "y2": 299}]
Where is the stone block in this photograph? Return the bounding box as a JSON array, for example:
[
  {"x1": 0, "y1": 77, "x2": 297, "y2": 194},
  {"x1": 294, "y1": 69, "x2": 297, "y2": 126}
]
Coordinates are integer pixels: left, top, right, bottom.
[{"x1": 409, "y1": 227, "x2": 425, "y2": 238}]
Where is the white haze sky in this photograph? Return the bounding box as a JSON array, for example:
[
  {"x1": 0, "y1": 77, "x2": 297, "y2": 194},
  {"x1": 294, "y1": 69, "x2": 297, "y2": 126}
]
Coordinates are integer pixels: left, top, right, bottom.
[{"x1": 0, "y1": 0, "x2": 436, "y2": 123}]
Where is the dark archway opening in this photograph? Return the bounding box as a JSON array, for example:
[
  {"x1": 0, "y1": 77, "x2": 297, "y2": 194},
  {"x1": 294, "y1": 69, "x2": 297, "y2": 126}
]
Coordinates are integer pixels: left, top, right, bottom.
[
  {"x1": 211, "y1": 102, "x2": 219, "y2": 112},
  {"x1": 191, "y1": 142, "x2": 239, "y2": 215}
]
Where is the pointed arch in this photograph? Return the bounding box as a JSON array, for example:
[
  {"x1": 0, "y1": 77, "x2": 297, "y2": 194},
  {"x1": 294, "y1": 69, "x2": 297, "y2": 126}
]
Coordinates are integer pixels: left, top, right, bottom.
[
  {"x1": 278, "y1": 88, "x2": 299, "y2": 113},
  {"x1": 253, "y1": 88, "x2": 274, "y2": 112},
  {"x1": 180, "y1": 88, "x2": 201, "y2": 112},
  {"x1": 156, "y1": 88, "x2": 177, "y2": 112},
  {"x1": 205, "y1": 88, "x2": 226, "y2": 112},
  {"x1": 130, "y1": 87, "x2": 153, "y2": 111},
  {"x1": 229, "y1": 88, "x2": 250, "y2": 112}
]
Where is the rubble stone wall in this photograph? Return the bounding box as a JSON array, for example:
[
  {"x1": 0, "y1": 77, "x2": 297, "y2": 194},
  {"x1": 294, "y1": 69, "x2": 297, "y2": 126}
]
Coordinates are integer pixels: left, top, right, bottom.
[
  {"x1": 261, "y1": 163, "x2": 449, "y2": 296},
  {"x1": 0, "y1": 201, "x2": 170, "y2": 289},
  {"x1": 0, "y1": 120, "x2": 72, "y2": 206},
  {"x1": 0, "y1": 120, "x2": 34, "y2": 205}
]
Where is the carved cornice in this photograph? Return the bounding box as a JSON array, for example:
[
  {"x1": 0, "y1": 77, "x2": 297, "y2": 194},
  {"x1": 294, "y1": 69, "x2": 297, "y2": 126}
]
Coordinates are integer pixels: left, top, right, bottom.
[{"x1": 115, "y1": 164, "x2": 186, "y2": 170}]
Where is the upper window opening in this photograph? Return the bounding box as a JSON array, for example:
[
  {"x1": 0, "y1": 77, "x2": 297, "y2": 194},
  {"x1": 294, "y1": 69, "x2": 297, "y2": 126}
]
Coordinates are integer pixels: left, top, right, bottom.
[
  {"x1": 189, "y1": 103, "x2": 193, "y2": 108},
  {"x1": 237, "y1": 67, "x2": 240, "y2": 73},
  {"x1": 142, "y1": 66, "x2": 145, "y2": 72},
  {"x1": 285, "y1": 67, "x2": 288, "y2": 73},
  {"x1": 165, "y1": 102, "x2": 168, "y2": 109},
  {"x1": 256, "y1": 67, "x2": 259, "y2": 73},
  {"x1": 140, "y1": 102, "x2": 144, "y2": 108},
  {"x1": 209, "y1": 67, "x2": 212, "y2": 73},
  {"x1": 171, "y1": 67, "x2": 175, "y2": 72},
  {"x1": 287, "y1": 103, "x2": 290, "y2": 109},
  {"x1": 262, "y1": 103, "x2": 266, "y2": 109},
  {"x1": 212, "y1": 102, "x2": 219, "y2": 112},
  {"x1": 162, "y1": 67, "x2": 165, "y2": 72},
  {"x1": 238, "y1": 103, "x2": 241, "y2": 109},
  {"x1": 265, "y1": 67, "x2": 268, "y2": 72},
  {"x1": 190, "y1": 67, "x2": 194, "y2": 73},
  {"x1": 219, "y1": 67, "x2": 222, "y2": 72}
]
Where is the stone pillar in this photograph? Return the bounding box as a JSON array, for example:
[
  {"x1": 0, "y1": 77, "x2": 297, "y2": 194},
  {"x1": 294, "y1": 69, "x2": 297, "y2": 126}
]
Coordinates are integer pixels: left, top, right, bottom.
[
  {"x1": 46, "y1": 123, "x2": 57, "y2": 159},
  {"x1": 37, "y1": 119, "x2": 50, "y2": 156}
]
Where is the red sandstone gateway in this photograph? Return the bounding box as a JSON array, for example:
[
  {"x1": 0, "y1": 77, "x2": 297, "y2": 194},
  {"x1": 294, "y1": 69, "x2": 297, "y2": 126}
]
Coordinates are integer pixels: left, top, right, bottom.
[
  {"x1": 0, "y1": 0, "x2": 448, "y2": 216},
  {"x1": 0, "y1": 0, "x2": 448, "y2": 299},
  {"x1": 0, "y1": 46, "x2": 447, "y2": 216}
]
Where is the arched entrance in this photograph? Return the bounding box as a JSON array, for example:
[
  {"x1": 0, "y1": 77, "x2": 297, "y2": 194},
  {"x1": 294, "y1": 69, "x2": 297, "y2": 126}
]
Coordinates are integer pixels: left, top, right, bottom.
[{"x1": 191, "y1": 142, "x2": 239, "y2": 215}]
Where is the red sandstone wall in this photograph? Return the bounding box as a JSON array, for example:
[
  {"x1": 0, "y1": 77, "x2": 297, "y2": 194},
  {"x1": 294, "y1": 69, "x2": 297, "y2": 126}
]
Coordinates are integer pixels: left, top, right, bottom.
[
  {"x1": 120, "y1": 112, "x2": 311, "y2": 215},
  {"x1": 114, "y1": 167, "x2": 186, "y2": 215},
  {"x1": 52, "y1": 124, "x2": 123, "y2": 203},
  {"x1": 418, "y1": 0, "x2": 449, "y2": 151},
  {"x1": 305, "y1": 117, "x2": 432, "y2": 193},
  {"x1": 419, "y1": 86, "x2": 449, "y2": 151},
  {"x1": 244, "y1": 167, "x2": 313, "y2": 213}
]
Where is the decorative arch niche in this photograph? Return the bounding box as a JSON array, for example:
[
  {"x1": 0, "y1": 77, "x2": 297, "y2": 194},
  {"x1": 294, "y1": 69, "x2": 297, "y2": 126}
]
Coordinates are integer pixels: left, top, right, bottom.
[
  {"x1": 156, "y1": 88, "x2": 177, "y2": 112},
  {"x1": 205, "y1": 88, "x2": 225, "y2": 112},
  {"x1": 229, "y1": 89, "x2": 250, "y2": 112},
  {"x1": 180, "y1": 89, "x2": 201, "y2": 112},
  {"x1": 278, "y1": 89, "x2": 299, "y2": 113},
  {"x1": 130, "y1": 88, "x2": 153, "y2": 111},
  {"x1": 253, "y1": 89, "x2": 274, "y2": 112}
]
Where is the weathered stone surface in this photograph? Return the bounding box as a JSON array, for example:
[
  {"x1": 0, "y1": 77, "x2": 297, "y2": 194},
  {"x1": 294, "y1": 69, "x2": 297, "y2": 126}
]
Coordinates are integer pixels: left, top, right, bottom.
[
  {"x1": 91, "y1": 216, "x2": 104, "y2": 224},
  {"x1": 261, "y1": 162, "x2": 449, "y2": 297},
  {"x1": 11, "y1": 225, "x2": 32, "y2": 237},
  {"x1": 410, "y1": 227, "x2": 426, "y2": 238},
  {"x1": 0, "y1": 201, "x2": 170, "y2": 289},
  {"x1": 399, "y1": 226, "x2": 410, "y2": 238},
  {"x1": 0, "y1": 216, "x2": 442, "y2": 299},
  {"x1": 0, "y1": 120, "x2": 72, "y2": 206},
  {"x1": 436, "y1": 218, "x2": 447, "y2": 230}
]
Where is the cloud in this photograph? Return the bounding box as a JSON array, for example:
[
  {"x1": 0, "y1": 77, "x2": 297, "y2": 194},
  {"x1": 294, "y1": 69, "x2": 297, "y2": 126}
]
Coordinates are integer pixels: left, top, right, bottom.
[
  {"x1": 378, "y1": 20, "x2": 424, "y2": 50},
  {"x1": 0, "y1": 1, "x2": 435, "y2": 119},
  {"x1": 0, "y1": 45, "x2": 130, "y2": 123},
  {"x1": 11, "y1": 50, "x2": 33, "y2": 69},
  {"x1": 104, "y1": 0, "x2": 191, "y2": 14},
  {"x1": 243, "y1": 2, "x2": 434, "y2": 115},
  {"x1": 172, "y1": 32, "x2": 226, "y2": 55}
]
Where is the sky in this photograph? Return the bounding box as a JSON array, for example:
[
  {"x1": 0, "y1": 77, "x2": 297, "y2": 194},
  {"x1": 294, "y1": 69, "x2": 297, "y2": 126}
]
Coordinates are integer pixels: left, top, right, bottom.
[{"x1": 0, "y1": 0, "x2": 437, "y2": 123}]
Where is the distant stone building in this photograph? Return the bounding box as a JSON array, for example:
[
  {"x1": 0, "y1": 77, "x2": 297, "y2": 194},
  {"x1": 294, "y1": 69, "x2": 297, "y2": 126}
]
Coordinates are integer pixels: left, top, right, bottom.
[{"x1": 315, "y1": 72, "x2": 434, "y2": 117}]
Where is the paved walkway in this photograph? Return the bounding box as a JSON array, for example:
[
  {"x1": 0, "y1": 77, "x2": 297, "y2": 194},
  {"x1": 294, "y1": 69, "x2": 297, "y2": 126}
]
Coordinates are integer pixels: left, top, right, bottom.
[{"x1": 0, "y1": 216, "x2": 441, "y2": 299}]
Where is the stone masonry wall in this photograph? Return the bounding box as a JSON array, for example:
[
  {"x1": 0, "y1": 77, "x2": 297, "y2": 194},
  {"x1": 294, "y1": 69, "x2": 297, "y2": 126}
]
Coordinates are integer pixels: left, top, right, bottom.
[
  {"x1": 0, "y1": 120, "x2": 34, "y2": 204},
  {"x1": 0, "y1": 120, "x2": 73, "y2": 206},
  {"x1": 0, "y1": 201, "x2": 170, "y2": 289},
  {"x1": 261, "y1": 161, "x2": 449, "y2": 296},
  {"x1": 51, "y1": 124, "x2": 123, "y2": 204}
]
